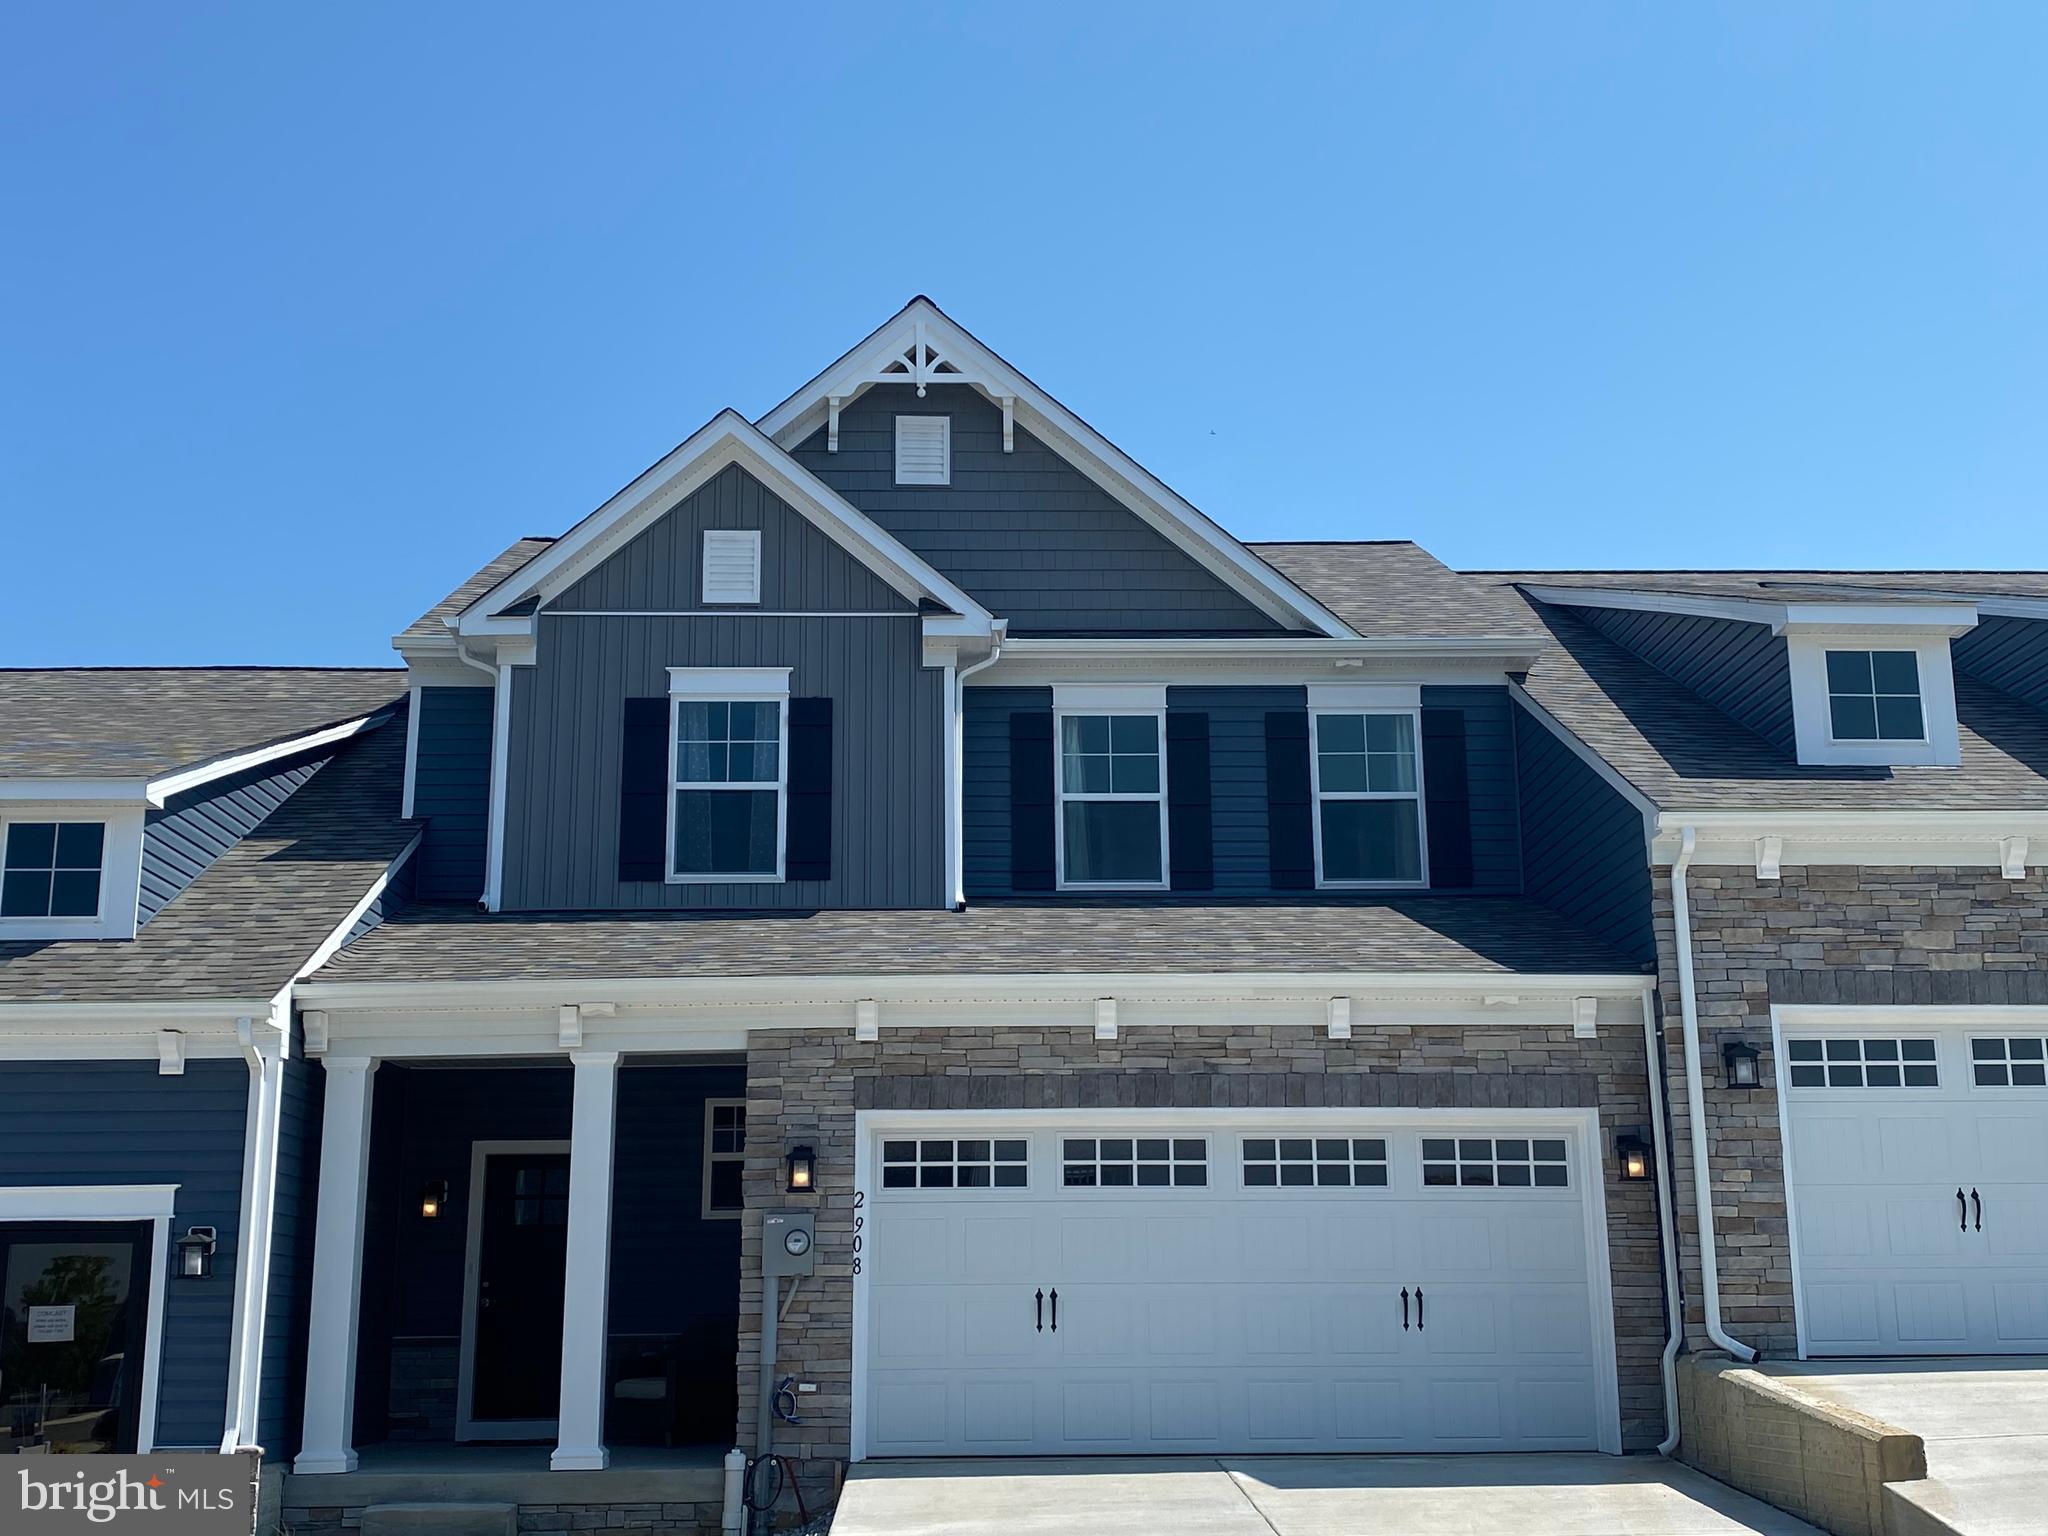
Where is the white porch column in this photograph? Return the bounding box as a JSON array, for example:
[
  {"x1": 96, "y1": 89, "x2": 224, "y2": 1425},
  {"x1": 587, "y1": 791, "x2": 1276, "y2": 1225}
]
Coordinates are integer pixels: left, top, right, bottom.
[
  {"x1": 552, "y1": 1049, "x2": 620, "y2": 1471},
  {"x1": 294, "y1": 1057, "x2": 378, "y2": 1474}
]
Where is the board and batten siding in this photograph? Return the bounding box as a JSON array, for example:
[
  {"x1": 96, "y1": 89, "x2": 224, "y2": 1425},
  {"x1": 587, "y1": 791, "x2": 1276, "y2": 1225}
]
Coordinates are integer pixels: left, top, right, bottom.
[
  {"x1": 502, "y1": 613, "x2": 943, "y2": 909},
  {"x1": 1954, "y1": 614, "x2": 2048, "y2": 715},
  {"x1": 1570, "y1": 605, "x2": 1796, "y2": 753},
  {"x1": 1513, "y1": 702, "x2": 1655, "y2": 967},
  {"x1": 412, "y1": 686, "x2": 493, "y2": 903},
  {"x1": 792, "y1": 383, "x2": 1286, "y2": 635},
  {"x1": 0, "y1": 1060, "x2": 247, "y2": 1449}
]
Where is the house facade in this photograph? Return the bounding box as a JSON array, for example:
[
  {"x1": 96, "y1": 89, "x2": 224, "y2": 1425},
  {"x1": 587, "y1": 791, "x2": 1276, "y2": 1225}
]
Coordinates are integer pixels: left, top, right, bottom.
[{"x1": 3, "y1": 299, "x2": 2043, "y2": 1535}]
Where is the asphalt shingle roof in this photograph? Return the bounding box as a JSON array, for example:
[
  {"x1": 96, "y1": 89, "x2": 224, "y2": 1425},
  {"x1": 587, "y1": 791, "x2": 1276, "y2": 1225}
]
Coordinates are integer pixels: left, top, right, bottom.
[
  {"x1": 0, "y1": 721, "x2": 416, "y2": 1002},
  {"x1": 0, "y1": 669, "x2": 406, "y2": 780},
  {"x1": 397, "y1": 536, "x2": 557, "y2": 644},
  {"x1": 311, "y1": 893, "x2": 1644, "y2": 985},
  {"x1": 1250, "y1": 542, "x2": 1541, "y2": 638}
]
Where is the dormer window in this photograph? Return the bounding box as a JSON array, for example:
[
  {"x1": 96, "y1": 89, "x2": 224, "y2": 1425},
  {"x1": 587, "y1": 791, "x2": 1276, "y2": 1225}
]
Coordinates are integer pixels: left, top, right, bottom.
[
  {"x1": 2, "y1": 820, "x2": 105, "y2": 919},
  {"x1": 1826, "y1": 650, "x2": 1925, "y2": 742},
  {"x1": 894, "y1": 415, "x2": 951, "y2": 486}
]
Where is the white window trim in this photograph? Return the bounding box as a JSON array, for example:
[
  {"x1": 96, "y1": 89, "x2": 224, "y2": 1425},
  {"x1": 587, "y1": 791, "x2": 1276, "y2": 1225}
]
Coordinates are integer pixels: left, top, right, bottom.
[
  {"x1": 700, "y1": 529, "x2": 763, "y2": 606},
  {"x1": 1785, "y1": 630, "x2": 1961, "y2": 767},
  {"x1": 1053, "y1": 704, "x2": 1170, "y2": 892},
  {"x1": 1309, "y1": 707, "x2": 1430, "y2": 890},
  {"x1": 665, "y1": 667, "x2": 792, "y2": 885},
  {"x1": 0, "y1": 1183, "x2": 176, "y2": 1453},
  {"x1": 0, "y1": 805, "x2": 145, "y2": 941},
  {"x1": 701, "y1": 1098, "x2": 747, "y2": 1220},
  {"x1": 893, "y1": 414, "x2": 952, "y2": 486}
]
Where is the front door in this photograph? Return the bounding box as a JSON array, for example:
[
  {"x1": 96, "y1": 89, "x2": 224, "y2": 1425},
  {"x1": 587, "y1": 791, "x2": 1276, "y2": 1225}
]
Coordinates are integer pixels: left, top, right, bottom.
[
  {"x1": 1, "y1": 1223, "x2": 153, "y2": 1455},
  {"x1": 462, "y1": 1148, "x2": 571, "y2": 1439}
]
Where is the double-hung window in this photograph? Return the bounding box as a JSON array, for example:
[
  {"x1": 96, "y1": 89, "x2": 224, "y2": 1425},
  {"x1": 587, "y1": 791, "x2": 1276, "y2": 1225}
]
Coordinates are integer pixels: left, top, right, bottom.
[
  {"x1": 1056, "y1": 701, "x2": 1167, "y2": 889},
  {"x1": 1311, "y1": 709, "x2": 1426, "y2": 886},
  {"x1": 667, "y1": 668, "x2": 790, "y2": 881},
  {"x1": 1, "y1": 820, "x2": 106, "y2": 919}
]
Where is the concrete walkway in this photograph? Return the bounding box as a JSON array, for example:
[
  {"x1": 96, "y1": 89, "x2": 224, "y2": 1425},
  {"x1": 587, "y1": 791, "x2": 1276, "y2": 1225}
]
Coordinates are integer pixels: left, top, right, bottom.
[
  {"x1": 1763, "y1": 1358, "x2": 2048, "y2": 1536},
  {"x1": 832, "y1": 1454, "x2": 1822, "y2": 1536}
]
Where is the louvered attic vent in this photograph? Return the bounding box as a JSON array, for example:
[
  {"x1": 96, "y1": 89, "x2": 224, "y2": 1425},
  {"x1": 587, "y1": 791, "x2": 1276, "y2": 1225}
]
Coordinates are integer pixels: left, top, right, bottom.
[
  {"x1": 894, "y1": 414, "x2": 951, "y2": 486},
  {"x1": 701, "y1": 529, "x2": 762, "y2": 604}
]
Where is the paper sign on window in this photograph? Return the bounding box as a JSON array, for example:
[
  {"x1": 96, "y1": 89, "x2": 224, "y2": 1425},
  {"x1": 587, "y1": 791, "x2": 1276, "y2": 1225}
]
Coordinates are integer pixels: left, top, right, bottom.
[{"x1": 26, "y1": 1306, "x2": 75, "y2": 1343}]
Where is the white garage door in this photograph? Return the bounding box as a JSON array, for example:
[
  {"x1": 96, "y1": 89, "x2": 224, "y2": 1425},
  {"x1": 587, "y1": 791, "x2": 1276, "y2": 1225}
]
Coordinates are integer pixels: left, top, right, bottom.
[
  {"x1": 858, "y1": 1114, "x2": 1613, "y2": 1456},
  {"x1": 1785, "y1": 1026, "x2": 2048, "y2": 1355}
]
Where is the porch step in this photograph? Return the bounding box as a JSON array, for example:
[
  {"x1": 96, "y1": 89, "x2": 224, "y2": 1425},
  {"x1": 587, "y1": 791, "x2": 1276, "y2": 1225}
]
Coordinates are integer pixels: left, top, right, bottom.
[{"x1": 359, "y1": 1503, "x2": 517, "y2": 1536}]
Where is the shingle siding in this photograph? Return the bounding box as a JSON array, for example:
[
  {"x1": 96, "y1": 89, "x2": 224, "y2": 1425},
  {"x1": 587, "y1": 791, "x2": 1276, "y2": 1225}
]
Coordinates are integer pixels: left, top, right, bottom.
[
  {"x1": 1570, "y1": 605, "x2": 1796, "y2": 751},
  {"x1": 0, "y1": 1060, "x2": 247, "y2": 1450},
  {"x1": 793, "y1": 384, "x2": 1285, "y2": 634},
  {"x1": 1514, "y1": 702, "x2": 1655, "y2": 968},
  {"x1": 139, "y1": 756, "x2": 326, "y2": 926},
  {"x1": 412, "y1": 686, "x2": 493, "y2": 903}
]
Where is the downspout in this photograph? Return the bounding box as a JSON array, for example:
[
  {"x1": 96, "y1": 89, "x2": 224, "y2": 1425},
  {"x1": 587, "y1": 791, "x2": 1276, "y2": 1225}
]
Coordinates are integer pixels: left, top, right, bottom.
[
  {"x1": 1642, "y1": 992, "x2": 1685, "y2": 1455},
  {"x1": 948, "y1": 621, "x2": 1008, "y2": 910},
  {"x1": 222, "y1": 1004, "x2": 287, "y2": 1451},
  {"x1": 1671, "y1": 825, "x2": 1758, "y2": 1363}
]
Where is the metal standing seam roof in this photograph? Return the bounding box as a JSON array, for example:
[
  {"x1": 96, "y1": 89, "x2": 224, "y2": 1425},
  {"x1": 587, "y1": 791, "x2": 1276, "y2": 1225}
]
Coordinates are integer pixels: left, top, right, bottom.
[
  {"x1": 0, "y1": 668, "x2": 406, "y2": 780},
  {"x1": 308, "y1": 893, "x2": 1647, "y2": 986},
  {"x1": 0, "y1": 720, "x2": 416, "y2": 1003}
]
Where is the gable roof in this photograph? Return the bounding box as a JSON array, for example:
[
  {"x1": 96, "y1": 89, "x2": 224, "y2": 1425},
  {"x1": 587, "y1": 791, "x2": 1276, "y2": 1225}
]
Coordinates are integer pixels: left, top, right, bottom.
[
  {"x1": 0, "y1": 668, "x2": 406, "y2": 783},
  {"x1": 451, "y1": 409, "x2": 991, "y2": 636},
  {"x1": 0, "y1": 720, "x2": 416, "y2": 1003},
  {"x1": 755, "y1": 297, "x2": 1358, "y2": 638},
  {"x1": 398, "y1": 536, "x2": 556, "y2": 647},
  {"x1": 1250, "y1": 542, "x2": 1545, "y2": 639}
]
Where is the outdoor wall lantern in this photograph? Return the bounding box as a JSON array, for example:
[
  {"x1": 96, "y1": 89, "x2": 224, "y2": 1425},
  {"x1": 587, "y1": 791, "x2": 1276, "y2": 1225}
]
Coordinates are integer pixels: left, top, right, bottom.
[
  {"x1": 1615, "y1": 1130, "x2": 1652, "y2": 1182},
  {"x1": 418, "y1": 1180, "x2": 450, "y2": 1220},
  {"x1": 176, "y1": 1227, "x2": 217, "y2": 1280},
  {"x1": 785, "y1": 1146, "x2": 817, "y2": 1194},
  {"x1": 1723, "y1": 1039, "x2": 1763, "y2": 1090}
]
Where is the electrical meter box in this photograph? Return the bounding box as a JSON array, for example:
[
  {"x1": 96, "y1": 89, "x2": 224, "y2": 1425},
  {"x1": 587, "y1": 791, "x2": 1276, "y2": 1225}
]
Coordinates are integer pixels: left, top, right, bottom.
[{"x1": 762, "y1": 1210, "x2": 816, "y2": 1278}]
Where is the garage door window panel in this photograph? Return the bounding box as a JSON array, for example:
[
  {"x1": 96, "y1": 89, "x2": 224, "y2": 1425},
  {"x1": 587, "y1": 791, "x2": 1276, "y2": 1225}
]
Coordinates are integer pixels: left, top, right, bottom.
[
  {"x1": 881, "y1": 1137, "x2": 1027, "y2": 1189},
  {"x1": 1242, "y1": 1136, "x2": 1388, "y2": 1188},
  {"x1": 1422, "y1": 1136, "x2": 1568, "y2": 1188},
  {"x1": 1061, "y1": 1136, "x2": 1207, "y2": 1188},
  {"x1": 1787, "y1": 1036, "x2": 1938, "y2": 1089},
  {"x1": 1971, "y1": 1037, "x2": 2048, "y2": 1088}
]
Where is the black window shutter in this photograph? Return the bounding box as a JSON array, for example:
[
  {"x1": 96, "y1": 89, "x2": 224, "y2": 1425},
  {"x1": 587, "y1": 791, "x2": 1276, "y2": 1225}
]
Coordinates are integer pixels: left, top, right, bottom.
[
  {"x1": 1265, "y1": 709, "x2": 1314, "y2": 890},
  {"x1": 1167, "y1": 711, "x2": 1213, "y2": 891},
  {"x1": 1422, "y1": 706, "x2": 1474, "y2": 889},
  {"x1": 617, "y1": 698, "x2": 669, "y2": 884},
  {"x1": 785, "y1": 697, "x2": 833, "y2": 882},
  {"x1": 1009, "y1": 709, "x2": 1056, "y2": 892}
]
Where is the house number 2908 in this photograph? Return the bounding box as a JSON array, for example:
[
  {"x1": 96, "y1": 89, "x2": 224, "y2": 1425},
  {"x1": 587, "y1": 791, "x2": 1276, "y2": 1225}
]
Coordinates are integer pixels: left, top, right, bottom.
[{"x1": 851, "y1": 1189, "x2": 865, "y2": 1275}]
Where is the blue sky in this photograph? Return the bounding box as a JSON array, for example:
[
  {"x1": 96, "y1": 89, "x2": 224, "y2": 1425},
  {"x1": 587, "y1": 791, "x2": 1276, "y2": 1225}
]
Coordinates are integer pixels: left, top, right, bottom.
[{"x1": 4, "y1": 3, "x2": 2043, "y2": 666}]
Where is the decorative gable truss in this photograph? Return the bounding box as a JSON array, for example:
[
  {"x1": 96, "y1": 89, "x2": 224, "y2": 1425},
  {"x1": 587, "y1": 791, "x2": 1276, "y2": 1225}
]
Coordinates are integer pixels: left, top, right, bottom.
[{"x1": 756, "y1": 298, "x2": 1358, "y2": 639}]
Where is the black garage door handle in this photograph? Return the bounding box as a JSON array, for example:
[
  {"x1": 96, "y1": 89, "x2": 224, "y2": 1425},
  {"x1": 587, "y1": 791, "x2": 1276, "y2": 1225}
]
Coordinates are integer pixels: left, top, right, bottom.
[
  {"x1": 1972, "y1": 1189, "x2": 1983, "y2": 1232},
  {"x1": 1958, "y1": 1188, "x2": 1968, "y2": 1231}
]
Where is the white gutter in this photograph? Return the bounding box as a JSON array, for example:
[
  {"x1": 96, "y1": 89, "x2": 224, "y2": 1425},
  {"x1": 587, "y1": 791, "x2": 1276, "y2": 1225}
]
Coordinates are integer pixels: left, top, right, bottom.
[
  {"x1": 949, "y1": 622, "x2": 1009, "y2": 908},
  {"x1": 1670, "y1": 825, "x2": 1758, "y2": 1363},
  {"x1": 1642, "y1": 992, "x2": 1685, "y2": 1454}
]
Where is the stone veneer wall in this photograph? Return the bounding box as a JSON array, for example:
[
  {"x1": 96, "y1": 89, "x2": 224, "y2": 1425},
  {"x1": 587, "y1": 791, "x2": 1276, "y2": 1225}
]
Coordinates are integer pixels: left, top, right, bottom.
[
  {"x1": 1653, "y1": 864, "x2": 2048, "y2": 1355},
  {"x1": 736, "y1": 1018, "x2": 1673, "y2": 1497}
]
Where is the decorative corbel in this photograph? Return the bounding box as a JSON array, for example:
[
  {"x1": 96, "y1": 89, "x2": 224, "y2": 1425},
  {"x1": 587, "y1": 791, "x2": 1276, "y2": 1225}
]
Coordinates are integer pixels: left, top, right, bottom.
[
  {"x1": 855, "y1": 999, "x2": 880, "y2": 1043},
  {"x1": 827, "y1": 395, "x2": 842, "y2": 454},
  {"x1": 1755, "y1": 836, "x2": 1784, "y2": 880},
  {"x1": 1000, "y1": 394, "x2": 1015, "y2": 453},
  {"x1": 1326, "y1": 997, "x2": 1353, "y2": 1040},
  {"x1": 2000, "y1": 835, "x2": 2029, "y2": 880},
  {"x1": 1572, "y1": 997, "x2": 1599, "y2": 1040},
  {"x1": 1093, "y1": 998, "x2": 1118, "y2": 1041},
  {"x1": 557, "y1": 1004, "x2": 582, "y2": 1049},
  {"x1": 157, "y1": 1029, "x2": 185, "y2": 1076},
  {"x1": 303, "y1": 1010, "x2": 329, "y2": 1055}
]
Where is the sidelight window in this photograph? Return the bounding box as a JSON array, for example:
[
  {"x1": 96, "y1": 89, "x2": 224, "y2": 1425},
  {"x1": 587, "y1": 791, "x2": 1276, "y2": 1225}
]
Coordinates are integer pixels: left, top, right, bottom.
[
  {"x1": 701, "y1": 1099, "x2": 747, "y2": 1218},
  {"x1": 1786, "y1": 1037, "x2": 1938, "y2": 1089}
]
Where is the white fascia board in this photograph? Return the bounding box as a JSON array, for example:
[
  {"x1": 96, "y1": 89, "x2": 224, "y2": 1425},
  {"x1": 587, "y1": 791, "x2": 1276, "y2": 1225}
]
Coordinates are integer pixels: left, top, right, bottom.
[
  {"x1": 0, "y1": 779, "x2": 150, "y2": 804},
  {"x1": 1518, "y1": 584, "x2": 1786, "y2": 628},
  {"x1": 1650, "y1": 809, "x2": 2048, "y2": 869},
  {"x1": 455, "y1": 409, "x2": 991, "y2": 637},
  {"x1": 1778, "y1": 603, "x2": 1979, "y2": 637},
  {"x1": 401, "y1": 651, "x2": 492, "y2": 689},
  {"x1": 296, "y1": 968, "x2": 1653, "y2": 1015},
  {"x1": 0, "y1": 999, "x2": 268, "y2": 1061},
  {"x1": 143, "y1": 712, "x2": 391, "y2": 807},
  {"x1": 1521, "y1": 584, "x2": 1980, "y2": 639},
  {"x1": 754, "y1": 299, "x2": 1357, "y2": 639},
  {"x1": 291, "y1": 832, "x2": 423, "y2": 984}
]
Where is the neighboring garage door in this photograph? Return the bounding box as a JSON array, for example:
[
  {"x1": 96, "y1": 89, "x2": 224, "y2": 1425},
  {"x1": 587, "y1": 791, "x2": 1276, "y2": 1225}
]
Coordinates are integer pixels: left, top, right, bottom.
[
  {"x1": 1784, "y1": 1024, "x2": 2048, "y2": 1355},
  {"x1": 858, "y1": 1113, "x2": 1614, "y2": 1456}
]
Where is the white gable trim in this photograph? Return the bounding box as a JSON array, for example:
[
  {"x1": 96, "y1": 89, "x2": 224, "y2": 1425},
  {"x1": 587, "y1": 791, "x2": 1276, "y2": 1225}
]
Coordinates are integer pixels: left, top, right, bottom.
[
  {"x1": 755, "y1": 298, "x2": 1358, "y2": 639},
  {"x1": 1522, "y1": 583, "x2": 1979, "y2": 638},
  {"x1": 455, "y1": 410, "x2": 991, "y2": 637}
]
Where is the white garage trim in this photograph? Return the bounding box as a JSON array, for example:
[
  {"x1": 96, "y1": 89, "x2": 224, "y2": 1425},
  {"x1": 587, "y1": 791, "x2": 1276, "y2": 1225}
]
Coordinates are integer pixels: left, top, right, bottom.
[
  {"x1": 1773, "y1": 1005, "x2": 2048, "y2": 1358},
  {"x1": 849, "y1": 1106, "x2": 1620, "y2": 1460}
]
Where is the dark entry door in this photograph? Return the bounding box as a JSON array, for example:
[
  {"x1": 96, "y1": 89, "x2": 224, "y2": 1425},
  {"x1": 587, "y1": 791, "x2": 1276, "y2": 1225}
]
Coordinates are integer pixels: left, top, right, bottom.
[
  {"x1": 470, "y1": 1152, "x2": 571, "y2": 1431},
  {"x1": 1, "y1": 1223, "x2": 152, "y2": 1454}
]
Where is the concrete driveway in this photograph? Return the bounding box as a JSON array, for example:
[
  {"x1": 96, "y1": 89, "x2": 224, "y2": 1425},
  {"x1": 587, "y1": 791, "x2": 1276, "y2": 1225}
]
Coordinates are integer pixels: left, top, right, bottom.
[
  {"x1": 1764, "y1": 1357, "x2": 2048, "y2": 1535},
  {"x1": 831, "y1": 1454, "x2": 1821, "y2": 1536}
]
